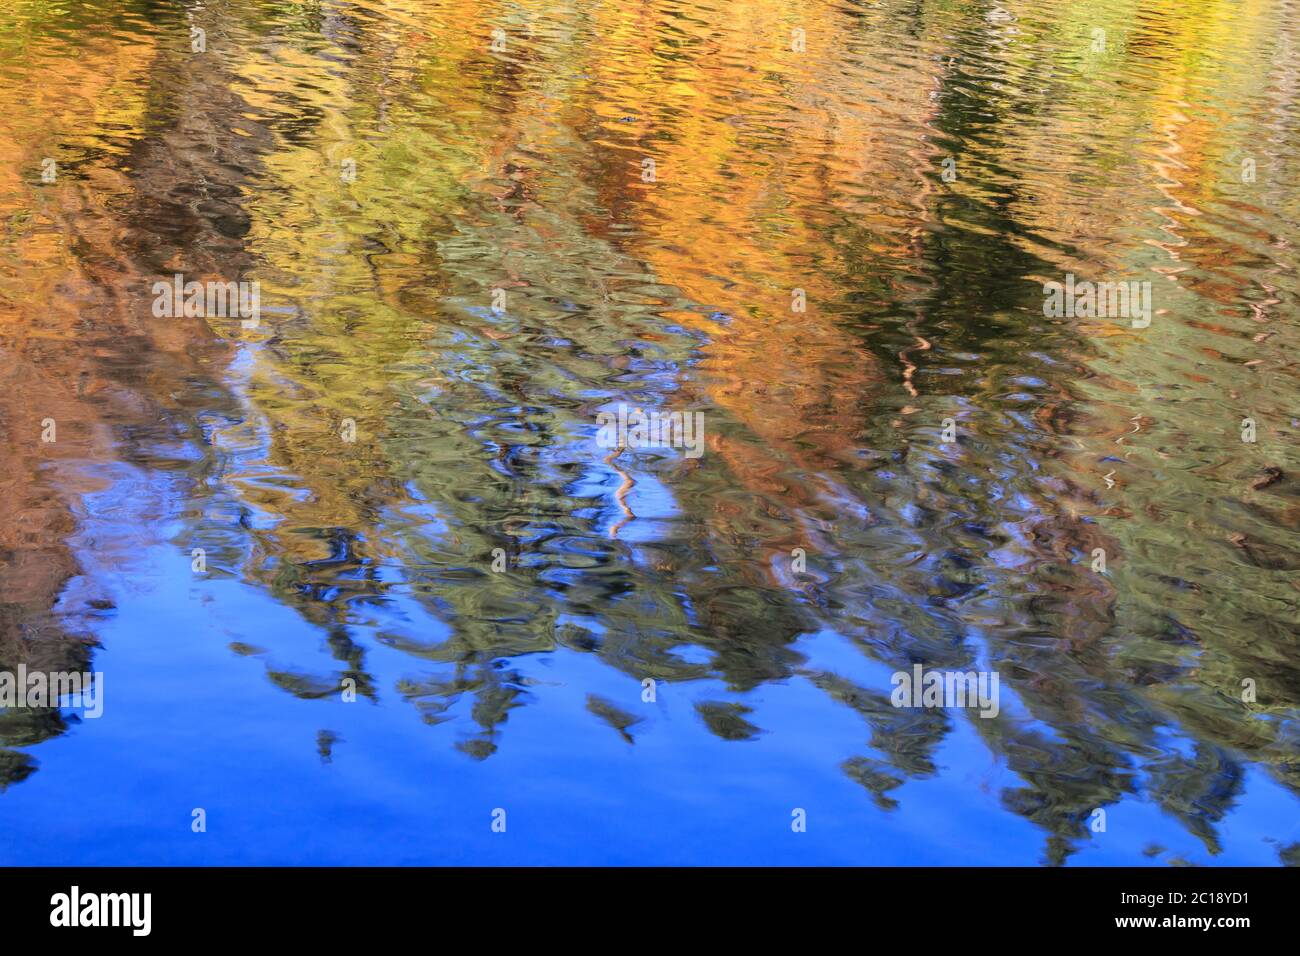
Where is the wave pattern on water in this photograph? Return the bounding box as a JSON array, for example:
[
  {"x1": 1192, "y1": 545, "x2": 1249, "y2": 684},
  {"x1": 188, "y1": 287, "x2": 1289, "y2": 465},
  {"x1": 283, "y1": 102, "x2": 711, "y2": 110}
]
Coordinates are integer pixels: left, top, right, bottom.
[{"x1": 0, "y1": 0, "x2": 1297, "y2": 866}]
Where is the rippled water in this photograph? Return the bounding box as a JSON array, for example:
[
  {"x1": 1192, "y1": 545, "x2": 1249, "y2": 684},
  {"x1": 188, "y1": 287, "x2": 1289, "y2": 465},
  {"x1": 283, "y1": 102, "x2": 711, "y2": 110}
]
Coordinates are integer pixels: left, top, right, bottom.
[{"x1": 0, "y1": 0, "x2": 1297, "y2": 865}]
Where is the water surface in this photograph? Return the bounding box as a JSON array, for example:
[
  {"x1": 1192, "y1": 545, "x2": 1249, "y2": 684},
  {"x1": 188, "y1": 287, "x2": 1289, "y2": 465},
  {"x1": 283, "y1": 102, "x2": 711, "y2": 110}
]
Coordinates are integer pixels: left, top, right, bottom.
[{"x1": 0, "y1": 0, "x2": 1298, "y2": 865}]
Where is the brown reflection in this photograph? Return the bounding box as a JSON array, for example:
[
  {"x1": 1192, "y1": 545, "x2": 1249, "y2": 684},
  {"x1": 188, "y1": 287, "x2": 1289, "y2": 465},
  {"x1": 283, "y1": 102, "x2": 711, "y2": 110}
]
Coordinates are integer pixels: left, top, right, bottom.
[{"x1": 0, "y1": 1, "x2": 279, "y2": 778}]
